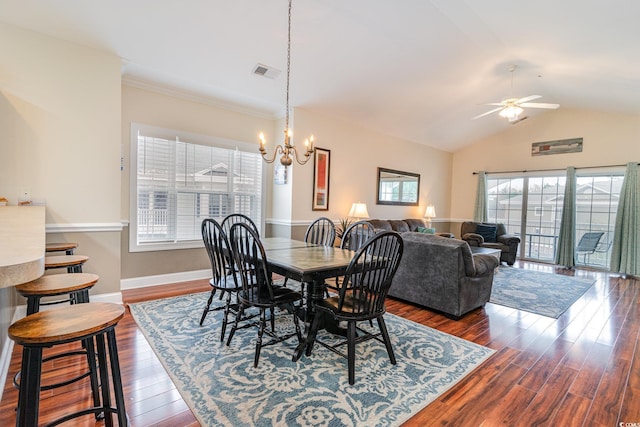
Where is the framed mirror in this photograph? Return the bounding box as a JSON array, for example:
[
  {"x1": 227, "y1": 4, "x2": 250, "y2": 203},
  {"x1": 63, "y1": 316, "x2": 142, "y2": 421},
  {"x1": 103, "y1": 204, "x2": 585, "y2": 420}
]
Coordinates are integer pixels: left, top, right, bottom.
[{"x1": 376, "y1": 167, "x2": 420, "y2": 206}]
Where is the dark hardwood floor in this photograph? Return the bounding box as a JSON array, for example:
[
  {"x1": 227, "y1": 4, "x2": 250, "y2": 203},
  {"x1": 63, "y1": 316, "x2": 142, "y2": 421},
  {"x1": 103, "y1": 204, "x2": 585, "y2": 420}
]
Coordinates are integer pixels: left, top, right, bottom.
[{"x1": 1, "y1": 261, "x2": 638, "y2": 426}]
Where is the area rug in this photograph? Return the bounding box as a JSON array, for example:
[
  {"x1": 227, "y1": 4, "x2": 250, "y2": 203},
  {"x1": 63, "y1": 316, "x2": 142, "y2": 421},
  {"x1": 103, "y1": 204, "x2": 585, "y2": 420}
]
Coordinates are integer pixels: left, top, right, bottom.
[
  {"x1": 129, "y1": 292, "x2": 494, "y2": 427},
  {"x1": 490, "y1": 267, "x2": 596, "y2": 318}
]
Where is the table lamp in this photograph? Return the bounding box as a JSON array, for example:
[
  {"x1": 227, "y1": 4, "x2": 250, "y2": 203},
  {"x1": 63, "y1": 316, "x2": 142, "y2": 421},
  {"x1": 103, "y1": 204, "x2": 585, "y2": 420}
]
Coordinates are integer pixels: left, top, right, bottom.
[
  {"x1": 424, "y1": 205, "x2": 436, "y2": 228},
  {"x1": 348, "y1": 202, "x2": 370, "y2": 221}
]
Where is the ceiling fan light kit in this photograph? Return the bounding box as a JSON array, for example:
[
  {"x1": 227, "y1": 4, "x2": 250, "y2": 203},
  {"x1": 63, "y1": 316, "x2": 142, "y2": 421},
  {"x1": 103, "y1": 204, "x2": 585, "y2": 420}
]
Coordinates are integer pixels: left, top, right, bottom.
[{"x1": 498, "y1": 103, "x2": 524, "y2": 121}]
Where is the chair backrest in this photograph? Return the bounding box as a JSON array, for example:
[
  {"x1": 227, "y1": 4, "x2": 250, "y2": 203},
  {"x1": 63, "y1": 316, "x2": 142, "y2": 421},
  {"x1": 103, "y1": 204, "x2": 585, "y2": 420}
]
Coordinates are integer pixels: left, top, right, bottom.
[
  {"x1": 305, "y1": 217, "x2": 336, "y2": 246},
  {"x1": 340, "y1": 220, "x2": 376, "y2": 251},
  {"x1": 576, "y1": 232, "x2": 605, "y2": 253},
  {"x1": 337, "y1": 231, "x2": 403, "y2": 316},
  {"x1": 222, "y1": 214, "x2": 259, "y2": 239},
  {"x1": 201, "y1": 218, "x2": 237, "y2": 288},
  {"x1": 229, "y1": 222, "x2": 273, "y2": 302}
]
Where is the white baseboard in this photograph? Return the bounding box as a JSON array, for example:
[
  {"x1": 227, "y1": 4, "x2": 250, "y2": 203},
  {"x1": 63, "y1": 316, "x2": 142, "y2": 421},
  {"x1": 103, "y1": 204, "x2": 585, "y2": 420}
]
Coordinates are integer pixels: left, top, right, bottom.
[{"x1": 120, "y1": 269, "x2": 210, "y2": 290}]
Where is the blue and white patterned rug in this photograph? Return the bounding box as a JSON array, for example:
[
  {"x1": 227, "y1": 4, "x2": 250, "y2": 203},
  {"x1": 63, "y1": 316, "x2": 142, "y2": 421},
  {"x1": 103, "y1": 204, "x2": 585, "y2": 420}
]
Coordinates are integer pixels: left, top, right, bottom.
[
  {"x1": 129, "y1": 292, "x2": 494, "y2": 427},
  {"x1": 491, "y1": 267, "x2": 596, "y2": 318}
]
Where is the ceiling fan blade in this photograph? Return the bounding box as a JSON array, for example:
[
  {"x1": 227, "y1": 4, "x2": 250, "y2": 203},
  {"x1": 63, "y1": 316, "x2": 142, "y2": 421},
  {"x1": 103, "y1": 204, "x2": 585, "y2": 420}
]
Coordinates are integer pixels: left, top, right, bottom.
[
  {"x1": 520, "y1": 102, "x2": 560, "y2": 109},
  {"x1": 485, "y1": 102, "x2": 506, "y2": 106},
  {"x1": 515, "y1": 95, "x2": 541, "y2": 104},
  {"x1": 472, "y1": 106, "x2": 504, "y2": 120}
]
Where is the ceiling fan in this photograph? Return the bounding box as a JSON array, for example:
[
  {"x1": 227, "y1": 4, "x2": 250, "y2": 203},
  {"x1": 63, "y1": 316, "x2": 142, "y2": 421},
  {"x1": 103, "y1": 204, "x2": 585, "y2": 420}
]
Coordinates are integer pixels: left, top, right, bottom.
[{"x1": 473, "y1": 65, "x2": 560, "y2": 122}]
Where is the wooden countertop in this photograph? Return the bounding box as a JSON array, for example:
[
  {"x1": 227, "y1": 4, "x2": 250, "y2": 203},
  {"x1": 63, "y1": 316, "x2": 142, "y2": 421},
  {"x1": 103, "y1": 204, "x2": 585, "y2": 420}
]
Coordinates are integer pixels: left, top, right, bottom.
[{"x1": 0, "y1": 206, "x2": 45, "y2": 288}]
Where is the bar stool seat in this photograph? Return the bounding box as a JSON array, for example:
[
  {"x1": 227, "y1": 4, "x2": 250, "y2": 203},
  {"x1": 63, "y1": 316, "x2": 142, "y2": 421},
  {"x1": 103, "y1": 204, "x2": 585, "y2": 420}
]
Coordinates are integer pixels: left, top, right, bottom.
[
  {"x1": 45, "y1": 242, "x2": 78, "y2": 255},
  {"x1": 45, "y1": 254, "x2": 89, "y2": 273},
  {"x1": 9, "y1": 302, "x2": 128, "y2": 427},
  {"x1": 16, "y1": 273, "x2": 99, "y2": 315}
]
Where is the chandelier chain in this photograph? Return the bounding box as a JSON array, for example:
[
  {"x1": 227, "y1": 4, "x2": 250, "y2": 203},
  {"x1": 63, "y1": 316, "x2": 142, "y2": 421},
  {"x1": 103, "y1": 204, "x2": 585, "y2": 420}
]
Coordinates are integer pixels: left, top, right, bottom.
[
  {"x1": 285, "y1": 0, "x2": 292, "y2": 131},
  {"x1": 257, "y1": 0, "x2": 314, "y2": 167}
]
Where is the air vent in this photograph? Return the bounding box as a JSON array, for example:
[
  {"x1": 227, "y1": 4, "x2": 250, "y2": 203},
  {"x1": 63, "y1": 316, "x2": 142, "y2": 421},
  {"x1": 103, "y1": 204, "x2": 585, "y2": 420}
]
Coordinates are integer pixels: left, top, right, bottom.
[{"x1": 252, "y1": 63, "x2": 281, "y2": 79}]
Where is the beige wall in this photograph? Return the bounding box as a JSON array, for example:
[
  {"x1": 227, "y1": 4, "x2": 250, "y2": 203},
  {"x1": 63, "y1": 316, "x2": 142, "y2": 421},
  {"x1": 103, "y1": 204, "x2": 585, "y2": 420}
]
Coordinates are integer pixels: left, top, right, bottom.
[
  {"x1": 0, "y1": 23, "x2": 122, "y2": 354},
  {"x1": 451, "y1": 108, "x2": 640, "y2": 224},
  {"x1": 0, "y1": 23, "x2": 122, "y2": 297},
  {"x1": 287, "y1": 108, "x2": 453, "y2": 222},
  {"x1": 120, "y1": 84, "x2": 275, "y2": 279}
]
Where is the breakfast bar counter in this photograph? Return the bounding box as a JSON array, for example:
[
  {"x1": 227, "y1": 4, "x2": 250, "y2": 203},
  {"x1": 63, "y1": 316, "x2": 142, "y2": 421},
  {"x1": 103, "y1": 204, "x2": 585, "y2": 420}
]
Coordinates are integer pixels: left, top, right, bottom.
[{"x1": 0, "y1": 206, "x2": 46, "y2": 288}]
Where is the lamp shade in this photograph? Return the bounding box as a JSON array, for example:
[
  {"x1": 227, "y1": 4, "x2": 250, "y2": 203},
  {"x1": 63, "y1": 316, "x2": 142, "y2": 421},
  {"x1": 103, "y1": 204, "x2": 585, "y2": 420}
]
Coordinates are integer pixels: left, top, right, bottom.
[
  {"x1": 348, "y1": 202, "x2": 369, "y2": 219},
  {"x1": 424, "y1": 205, "x2": 436, "y2": 219}
]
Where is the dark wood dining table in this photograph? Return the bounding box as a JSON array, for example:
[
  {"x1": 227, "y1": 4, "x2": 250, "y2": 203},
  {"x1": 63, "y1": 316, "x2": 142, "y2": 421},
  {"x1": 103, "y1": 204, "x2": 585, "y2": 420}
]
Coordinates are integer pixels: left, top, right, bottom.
[{"x1": 261, "y1": 237, "x2": 354, "y2": 326}]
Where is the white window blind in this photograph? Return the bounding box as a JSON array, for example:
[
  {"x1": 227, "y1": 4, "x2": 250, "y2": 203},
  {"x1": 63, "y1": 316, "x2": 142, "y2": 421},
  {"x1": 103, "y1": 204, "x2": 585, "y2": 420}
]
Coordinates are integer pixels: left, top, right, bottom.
[{"x1": 130, "y1": 123, "x2": 263, "y2": 252}]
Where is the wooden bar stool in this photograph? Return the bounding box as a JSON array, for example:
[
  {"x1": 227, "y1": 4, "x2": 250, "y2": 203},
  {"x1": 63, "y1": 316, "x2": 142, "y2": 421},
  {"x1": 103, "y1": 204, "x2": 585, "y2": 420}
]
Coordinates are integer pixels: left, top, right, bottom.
[
  {"x1": 9, "y1": 303, "x2": 128, "y2": 427},
  {"x1": 16, "y1": 273, "x2": 99, "y2": 315},
  {"x1": 45, "y1": 254, "x2": 88, "y2": 273},
  {"x1": 13, "y1": 273, "x2": 100, "y2": 392},
  {"x1": 45, "y1": 242, "x2": 78, "y2": 255}
]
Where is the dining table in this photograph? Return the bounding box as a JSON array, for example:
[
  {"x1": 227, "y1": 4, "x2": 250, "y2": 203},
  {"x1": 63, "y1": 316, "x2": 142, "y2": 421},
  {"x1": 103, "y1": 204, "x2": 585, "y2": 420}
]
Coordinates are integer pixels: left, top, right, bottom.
[{"x1": 261, "y1": 237, "x2": 355, "y2": 332}]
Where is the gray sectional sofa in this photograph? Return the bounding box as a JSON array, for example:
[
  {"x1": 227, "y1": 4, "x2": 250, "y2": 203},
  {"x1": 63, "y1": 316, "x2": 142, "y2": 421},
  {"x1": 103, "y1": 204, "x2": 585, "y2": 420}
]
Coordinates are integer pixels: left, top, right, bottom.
[{"x1": 368, "y1": 219, "x2": 499, "y2": 319}]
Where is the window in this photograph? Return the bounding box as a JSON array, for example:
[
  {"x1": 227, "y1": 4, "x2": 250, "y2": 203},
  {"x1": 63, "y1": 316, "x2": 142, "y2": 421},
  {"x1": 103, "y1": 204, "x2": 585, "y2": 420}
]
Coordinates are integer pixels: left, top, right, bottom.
[
  {"x1": 130, "y1": 123, "x2": 264, "y2": 252},
  {"x1": 486, "y1": 169, "x2": 623, "y2": 269}
]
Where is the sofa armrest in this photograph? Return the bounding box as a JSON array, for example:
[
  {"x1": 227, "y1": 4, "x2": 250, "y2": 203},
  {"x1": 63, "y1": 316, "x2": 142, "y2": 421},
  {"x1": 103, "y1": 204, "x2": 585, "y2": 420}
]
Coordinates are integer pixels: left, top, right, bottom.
[
  {"x1": 497, "y1": 234, "x2": 520, "y2": 246},
  {"x1": 472, "y1": 254, "x2": 500, "y2": 276},
  {"x1": 462, "y1": 232, "x2": 484, "y2": 246}
]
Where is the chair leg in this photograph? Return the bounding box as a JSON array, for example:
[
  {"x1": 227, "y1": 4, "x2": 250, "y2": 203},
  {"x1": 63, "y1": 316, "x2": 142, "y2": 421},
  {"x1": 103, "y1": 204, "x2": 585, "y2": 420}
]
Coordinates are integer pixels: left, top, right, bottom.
[
  {"x1": 199, "y1": 288, "x2": 217, "y2": 326},
  {"x1": 270, "y1": 307, "x2": 275, "y2": 332},
  {"x1": 347, "y1": 321, "x2": 357, "y2": 385},
  {"x1": 226, "y1": 303, "x2": 243, "y2": 346},
  {"x1": 255, "y1": 309, "x2": 266, "y2": 367},
  {"x1": 220, "y1": 290, "x2": 233, "y2": 342},
  {"x1": 377, "y1": 316, "x2": 396, "y2": 365}
]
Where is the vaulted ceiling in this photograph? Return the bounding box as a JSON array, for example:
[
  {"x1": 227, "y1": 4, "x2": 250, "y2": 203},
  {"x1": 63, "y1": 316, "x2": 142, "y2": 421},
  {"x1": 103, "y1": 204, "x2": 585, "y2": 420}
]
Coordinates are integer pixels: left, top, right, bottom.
[{"x1": 1, "y1": 0, "x2": 639, "y2": 152}]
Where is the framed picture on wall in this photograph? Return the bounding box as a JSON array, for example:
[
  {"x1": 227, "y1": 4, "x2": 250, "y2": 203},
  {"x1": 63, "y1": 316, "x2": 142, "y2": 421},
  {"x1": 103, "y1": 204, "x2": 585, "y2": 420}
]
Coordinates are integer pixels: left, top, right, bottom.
[{"x1": 312, "y1": 147, "x2": 330, "y2": 210}]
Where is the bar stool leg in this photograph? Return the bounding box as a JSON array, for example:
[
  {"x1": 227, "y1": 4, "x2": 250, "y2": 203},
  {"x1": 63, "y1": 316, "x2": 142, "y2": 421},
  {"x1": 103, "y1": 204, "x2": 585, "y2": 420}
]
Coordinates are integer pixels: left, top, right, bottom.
[
  {"x1": 107, "y1": 328, "x2": 128, "y2": 426},
  {"x1": 95, "y1": 333, "x2": 114, "y2": 427},
  {"x1": 83, "y1": 336, "x2": 102, "y2": 417},
  {"x1": 17, "y1": 346, "x2": 43, "y2": 427},
  {"x1": 26, "y1": 296, "x2": 40, "y2": 316}
]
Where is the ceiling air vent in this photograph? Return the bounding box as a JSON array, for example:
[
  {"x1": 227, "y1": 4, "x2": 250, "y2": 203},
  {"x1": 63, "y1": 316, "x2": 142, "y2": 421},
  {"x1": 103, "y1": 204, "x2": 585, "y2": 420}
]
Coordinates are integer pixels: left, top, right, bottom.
[{"x1": 252, "y1": 63, "x2": 281, "y2": 79}]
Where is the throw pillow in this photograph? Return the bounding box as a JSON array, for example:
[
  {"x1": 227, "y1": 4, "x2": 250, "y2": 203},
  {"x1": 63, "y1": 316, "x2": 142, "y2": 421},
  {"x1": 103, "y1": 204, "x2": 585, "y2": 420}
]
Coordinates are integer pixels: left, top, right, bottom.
[
  {"x1": 475, "y1": 224, "x2": 497, "y2": 243},
  {"x1": 417, "y1": 226, "x2": 436, "y2": 234}
]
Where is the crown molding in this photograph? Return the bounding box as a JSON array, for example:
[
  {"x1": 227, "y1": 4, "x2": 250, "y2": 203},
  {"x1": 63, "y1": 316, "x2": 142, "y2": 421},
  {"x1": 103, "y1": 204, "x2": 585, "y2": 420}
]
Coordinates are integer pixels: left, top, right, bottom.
[{"x1": 122, "y1": 75, "x2": 278, "y2": 120}]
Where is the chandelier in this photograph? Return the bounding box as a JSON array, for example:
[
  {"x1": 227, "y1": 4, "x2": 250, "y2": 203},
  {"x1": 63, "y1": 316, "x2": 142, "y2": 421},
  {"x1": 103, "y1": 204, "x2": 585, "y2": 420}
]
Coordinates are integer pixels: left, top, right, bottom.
[{"x1": 258, "y1": 0, "x2": 314, "y2": 167}]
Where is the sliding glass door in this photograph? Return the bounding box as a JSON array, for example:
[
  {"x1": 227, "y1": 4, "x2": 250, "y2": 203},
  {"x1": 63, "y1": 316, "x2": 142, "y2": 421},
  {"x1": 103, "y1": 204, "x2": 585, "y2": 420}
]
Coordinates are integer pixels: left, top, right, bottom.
[{"x1": 486, "y1": 170, "x2": 623, "y2": 269}]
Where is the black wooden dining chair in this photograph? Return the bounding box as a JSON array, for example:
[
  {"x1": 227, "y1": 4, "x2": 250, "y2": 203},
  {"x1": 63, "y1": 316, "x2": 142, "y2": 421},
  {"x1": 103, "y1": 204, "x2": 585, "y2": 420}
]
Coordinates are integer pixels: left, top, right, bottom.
[
  {"x1": 296, "y1": 231, "x2": 404, "y2": 385},
  {"x1": 305, "y1": 217, "x2": 336, "y2": 247},
  {"x1": 199, "y1": 219, "x2": 242, "y2": 342},
  {"x1": 221, "y1": 213, "x2": 260, "y2": 239},
  {"x1": 226, "y1": 222, "x2": 304, "y2": 367},
  {"x1": 326, "y1": 220, "x2": 376, "y2": 295},
  {"x1": 340, "y1": 220, "x2": 375, "y2": 251},
  {"x1": 283, "y1": 217, "x2": 337, "y2": 292},
  {"x1": 217, "y1": 213, "x2": 260, "y2": 300}
]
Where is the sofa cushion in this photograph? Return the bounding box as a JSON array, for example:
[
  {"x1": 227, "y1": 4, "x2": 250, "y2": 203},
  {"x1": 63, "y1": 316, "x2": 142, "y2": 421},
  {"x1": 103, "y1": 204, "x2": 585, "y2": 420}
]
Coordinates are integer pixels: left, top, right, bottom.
[
  {"x1": 368, "y1": 219, "x2": 393, "y2": 231},
  {"x1": 476, "y1": 224, "x2": 497, "y2": 243},
  {"x1": 404, "y1": 218, "x2": 427, "y2": 231},
  {"x1": 389, "y1": 220, "x2": 411, "y2": 232}
]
